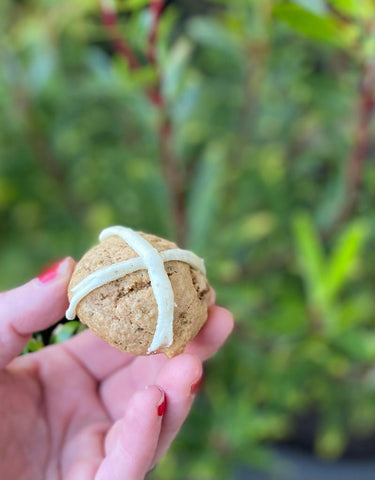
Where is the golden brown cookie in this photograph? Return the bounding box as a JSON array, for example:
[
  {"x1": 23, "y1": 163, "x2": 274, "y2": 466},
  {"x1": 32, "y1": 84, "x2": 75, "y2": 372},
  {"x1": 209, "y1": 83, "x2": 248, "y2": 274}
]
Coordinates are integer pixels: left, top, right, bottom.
[{"x1": 66, "y1": 227, "x2": 211, "y2": 357}]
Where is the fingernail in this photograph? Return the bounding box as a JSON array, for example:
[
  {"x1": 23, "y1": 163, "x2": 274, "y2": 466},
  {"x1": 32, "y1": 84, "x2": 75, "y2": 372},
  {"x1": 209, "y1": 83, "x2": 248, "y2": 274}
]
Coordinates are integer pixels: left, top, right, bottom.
[
  {"x1": 191, "y1": 375, "x2": 203, "y2": 395},
  {"x1": 145, "y1": 385, "x2": 166, "y2": 416},
  {"x1": 157, "y1": 393, "x2": 166, "y2": 416},
  {"x1": 37, "y1": 258, "x2": 69, "y2": 284}
]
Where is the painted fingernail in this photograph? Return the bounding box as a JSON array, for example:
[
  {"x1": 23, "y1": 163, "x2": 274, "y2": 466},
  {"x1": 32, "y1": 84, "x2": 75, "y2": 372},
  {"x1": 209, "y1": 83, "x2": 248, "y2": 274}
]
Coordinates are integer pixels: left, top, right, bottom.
[
  {"x1": 37, "y1": 258, "x2": 69, "y2": 284},
  {"x1": 157, "y1": 394, "x2": 166, "y2": 416},
  {"x1": 191, "y1": 375, "x2": 203, "y2": 394}
]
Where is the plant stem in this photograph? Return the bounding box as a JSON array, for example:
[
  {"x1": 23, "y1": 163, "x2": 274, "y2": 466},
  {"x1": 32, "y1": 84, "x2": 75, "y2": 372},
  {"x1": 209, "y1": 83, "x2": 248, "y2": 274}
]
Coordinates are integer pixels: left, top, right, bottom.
[
  {"x1": 100, "y1": 0, "x2": 139, "y2": 70},
  {"x1": 147, "y1": 1, "x2": 187, "y2": 245},
  {"x1": 347, "y1": 62, "x2": 375, "y2": 204},
  {"x1": 100, "y1": 0, "x2": 187, "y2": 245},
  {"x1": 332, "y1": 60, "x2": 375, "y2": 231},
  {"x1": 147, "y1": 0, "x2": 165, "y2": 66}
]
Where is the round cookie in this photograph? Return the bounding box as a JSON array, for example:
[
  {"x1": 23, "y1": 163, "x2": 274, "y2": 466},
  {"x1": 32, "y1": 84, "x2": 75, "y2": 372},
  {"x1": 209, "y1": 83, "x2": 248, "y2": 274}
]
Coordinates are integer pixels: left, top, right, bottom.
[{"x1": 66, "y1": 227, "x2": 212, "y2": 357}]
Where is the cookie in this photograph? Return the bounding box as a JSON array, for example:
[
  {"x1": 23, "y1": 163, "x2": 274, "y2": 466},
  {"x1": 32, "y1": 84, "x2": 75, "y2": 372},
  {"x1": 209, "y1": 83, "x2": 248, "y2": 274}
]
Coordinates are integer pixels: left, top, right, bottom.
[{"x1": 66, "y1": 226, "x2": 212, "y2": 357}]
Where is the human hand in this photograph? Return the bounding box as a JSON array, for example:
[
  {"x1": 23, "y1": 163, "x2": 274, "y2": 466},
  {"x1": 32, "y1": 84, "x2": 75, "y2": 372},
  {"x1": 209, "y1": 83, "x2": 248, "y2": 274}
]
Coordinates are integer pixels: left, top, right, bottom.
[{"x1": 0, "y1": 257, "x2": 233, "y2": 480}]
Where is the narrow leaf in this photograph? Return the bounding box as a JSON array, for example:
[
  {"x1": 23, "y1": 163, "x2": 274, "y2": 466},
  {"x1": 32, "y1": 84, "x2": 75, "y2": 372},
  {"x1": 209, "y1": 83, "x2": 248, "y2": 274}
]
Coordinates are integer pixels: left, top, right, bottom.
[
  {"x1": 292, "y1": 213, "x2": 326, "y2": 306},
  {"x1": 22, "y1": 335, "x2": 44, "y2": 354},
  {"x1": 328, "y1": 0, "x2": 375, "y2": 19},
  {"x1": 186, "y1": 142, "x2": 226, "y2": 254},
  {"x1": 325, "y1": 221, "x2": 366, "y2": 300},
  {"x1": 273, "y1": 3, "x2": 349, "y2": 46},
  {"x1": 50, "y1": 321, "x2": 80, "y2": 343},
  {"x1": 291, "y1": 0, "x2": 328, "y2": 16}
]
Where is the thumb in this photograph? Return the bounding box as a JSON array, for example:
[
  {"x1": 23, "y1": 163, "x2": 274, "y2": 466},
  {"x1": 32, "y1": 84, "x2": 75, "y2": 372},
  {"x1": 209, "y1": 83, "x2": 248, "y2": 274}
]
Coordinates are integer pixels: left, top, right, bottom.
[{"x1": 0, "y1": 257, "x2": 75, "y2": 368}]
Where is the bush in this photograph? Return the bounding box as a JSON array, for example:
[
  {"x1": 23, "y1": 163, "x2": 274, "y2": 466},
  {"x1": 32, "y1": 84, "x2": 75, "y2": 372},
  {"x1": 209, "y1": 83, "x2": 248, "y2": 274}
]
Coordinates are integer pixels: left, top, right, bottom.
[{"x1": 1, "y1": 0, "x2": 375, "y2": 478}]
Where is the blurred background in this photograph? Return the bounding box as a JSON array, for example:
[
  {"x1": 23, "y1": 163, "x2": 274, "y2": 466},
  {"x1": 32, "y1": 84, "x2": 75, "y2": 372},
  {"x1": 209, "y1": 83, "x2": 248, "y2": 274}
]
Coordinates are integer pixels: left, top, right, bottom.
[{"x1": 1, "y1": 0, "x2": 375, "y2": 478}]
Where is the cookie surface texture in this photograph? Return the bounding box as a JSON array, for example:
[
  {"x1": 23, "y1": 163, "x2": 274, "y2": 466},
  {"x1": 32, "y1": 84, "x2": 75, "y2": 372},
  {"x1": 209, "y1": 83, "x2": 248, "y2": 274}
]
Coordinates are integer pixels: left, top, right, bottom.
[{"x1": 67, "y1": 228, "x2": 211, "y2": 357}]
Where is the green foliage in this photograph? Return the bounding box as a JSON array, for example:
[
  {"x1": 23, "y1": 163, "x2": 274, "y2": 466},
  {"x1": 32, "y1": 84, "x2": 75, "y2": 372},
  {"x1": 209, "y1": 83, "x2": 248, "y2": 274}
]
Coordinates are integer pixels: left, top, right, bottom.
[
  {"x1": 293, "y1": 214, "x2": 367, "y2": 334},
  {"x1": 274, "y1": 3, "x2": 348, "y2": 46},
  {"x1": 329, "y1": 0, "x2": 375, "y2": 19},
  {"x1": 1, "y1": 0, "x2": 375, "y2": 477},
  {"x1": 22, "y1": 334, "x2": 44, "y2": 354},
  {"x1": 50, "y1": 321, "x2": 87, "y2": 343},
  {"x1": 187, "y1": 141, "x2": 227, "y2": 253}
]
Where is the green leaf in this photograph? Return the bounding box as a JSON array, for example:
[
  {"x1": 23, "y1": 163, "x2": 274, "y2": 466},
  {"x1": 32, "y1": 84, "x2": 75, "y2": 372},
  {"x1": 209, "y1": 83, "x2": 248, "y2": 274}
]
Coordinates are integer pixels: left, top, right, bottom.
[
  {"x1": 22, "y1": 335, "x2": 44, "y2": 353},
  {"x1": 28, "y1": 45, "x2": 56, "y2": 94},
  {"x1": 338, "y1": 294, "x2": 373, "y2": 329},
  {"x1": 50, "y1": 321, "x2": 81, "y2": 343},
  {"x1": 186, "y1": 142, "x2": 227, "y2": 254},
  {"x1": 290, "y1": 0, "x2": 328, "y2": 16},
  {"x1": 238, "y1": 211, "x2": 277, "y2": 242},
  {"x1": 334, "y1": 330, "x2": 375, "y2": 362},
  {"x1": 325, "y1": 221, "x2": 367, "y2": 300},
  {"x1": 328, "y1": 0, "x2": 375, "y2": 19},
  {"x1": 118, "y1": 0, "x2": 150, "y2": 11},
  {"x1": 273, "y1": 3, "x2": 349, "y2": 46},
  {"x1": 163, "y1": 37, "x2": 193, "y2": 102},
  {"x1": 316, "y1": 176, "x2": 346, "y2": 229},
  {"x1": 187, "y1": 17, "x2": 239, "y2": 55},
  {"x1": 292, "y1": 213, "x2": 327, "y2": 307},
  {"x1": 316, "y1": 422, "x2": 347, "y2": 458}
]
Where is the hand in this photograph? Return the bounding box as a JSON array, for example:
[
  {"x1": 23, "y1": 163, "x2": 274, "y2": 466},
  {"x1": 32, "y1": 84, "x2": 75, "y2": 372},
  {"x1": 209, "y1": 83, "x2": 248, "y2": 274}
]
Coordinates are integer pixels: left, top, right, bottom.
[{"x1": 0, "y1": 257, "x2": 233, "y2": 480}]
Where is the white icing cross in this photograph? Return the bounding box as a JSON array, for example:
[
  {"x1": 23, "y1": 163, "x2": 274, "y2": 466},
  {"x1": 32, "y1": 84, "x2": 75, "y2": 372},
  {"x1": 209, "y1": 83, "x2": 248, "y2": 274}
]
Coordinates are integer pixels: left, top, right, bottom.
[{"x1": 65, "y1": 226, "x2": 206, "y2": 353}]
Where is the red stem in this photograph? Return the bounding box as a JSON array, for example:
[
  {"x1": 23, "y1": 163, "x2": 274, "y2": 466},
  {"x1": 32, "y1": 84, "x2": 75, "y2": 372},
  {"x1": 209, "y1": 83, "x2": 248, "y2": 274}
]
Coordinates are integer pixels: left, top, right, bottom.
[
  {"x1": 343, "y1": 62, "x2": 374, "y2": 214},
  {"x1": 148, "y1": 1, "x2": 165, "y2": 64},
  {"x1": 328, "y1": 60, "x2": 375, "y2": 236},
  {"x1": 347, "y1": 62, "x2": 375, "y2": 196},
  {"x1": 146, "y1": 0, "x2": 186, "y2": 244},
  {"x1": 147, "y1": 0, "x2": 166, "y2": 108},
  {"x1": 100, "y1": 3, "x2": 139, "y2": 70},
  {"x1": 100, "y1": 0, "x2": 186, "y2": 245}
]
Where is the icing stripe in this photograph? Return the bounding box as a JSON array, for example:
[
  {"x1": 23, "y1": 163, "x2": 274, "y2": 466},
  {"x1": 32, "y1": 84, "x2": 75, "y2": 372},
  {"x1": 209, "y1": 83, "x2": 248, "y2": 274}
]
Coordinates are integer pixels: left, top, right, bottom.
[
  {"x1": 70, "y1": 249, "x2": 205, "y2": 295},
  {"x1": 65, "y1": 227, "x2": 206, "y2": 353},
  {"x1": 66, "y1": 257, "x2": 146, "y2": 320},
  {"x1": 162, "y1": 249, "x2": 205, "y2": 275},
  {"x1": 65, "y1": 249, "x2": 205, "y2": 323},
  {"x1": 72, "y1": 248, "x2": 206, "y2": 298},
  {"x1": 100, "y1": 226, "x2": 175, "y2": 352}
]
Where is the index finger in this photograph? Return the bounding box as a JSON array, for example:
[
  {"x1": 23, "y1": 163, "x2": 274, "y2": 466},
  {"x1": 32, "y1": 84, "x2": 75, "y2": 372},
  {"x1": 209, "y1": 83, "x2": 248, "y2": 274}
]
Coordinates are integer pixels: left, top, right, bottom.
[{"x1": 0, "y1": 257, "x2": 75, "y2": 368}]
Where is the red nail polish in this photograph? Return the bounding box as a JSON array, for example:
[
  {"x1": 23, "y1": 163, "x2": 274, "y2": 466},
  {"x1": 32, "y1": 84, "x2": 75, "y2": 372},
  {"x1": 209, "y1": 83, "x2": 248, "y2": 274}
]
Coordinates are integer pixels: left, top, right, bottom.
[
  {"x1": 157, "y1": 397, "x2": 166, "y2": 416},
  {"x1": 37, "y1": 259, "x2": 65, "y2": 283},
  {"x1": 191, "y1": 375, "x2": 203, "y2": 394}
]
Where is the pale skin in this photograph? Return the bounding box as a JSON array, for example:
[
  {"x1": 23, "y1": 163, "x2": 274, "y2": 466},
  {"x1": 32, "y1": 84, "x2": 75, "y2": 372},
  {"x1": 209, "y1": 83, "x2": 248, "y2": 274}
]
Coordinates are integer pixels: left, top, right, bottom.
[{"x1": 0, "y1": 257, "x2": 234, "y2": 480}]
